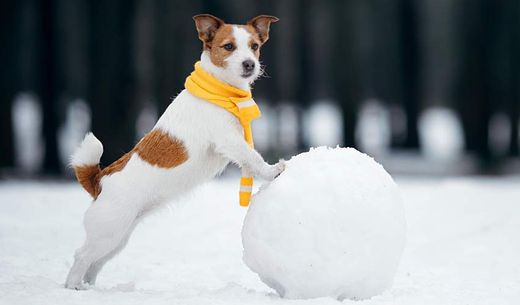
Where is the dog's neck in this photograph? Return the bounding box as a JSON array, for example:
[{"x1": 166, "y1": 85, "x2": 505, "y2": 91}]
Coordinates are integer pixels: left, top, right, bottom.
[{"x1": 199, "y1": 51, "x2": 251, "y2": 91}]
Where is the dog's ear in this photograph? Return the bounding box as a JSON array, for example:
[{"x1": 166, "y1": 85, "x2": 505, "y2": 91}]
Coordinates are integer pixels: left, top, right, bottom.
[
  {"x1": 193, "y1": 14, "x2": 225, "y2": 47},
  {"x1": 247, "y1": 15, "x2": 279, "y2": 43}
]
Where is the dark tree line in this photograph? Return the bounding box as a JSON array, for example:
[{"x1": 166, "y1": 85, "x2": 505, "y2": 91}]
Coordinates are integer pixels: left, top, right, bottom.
[
  {"x1": 1, "y1": 0, "x2": 519, "y2": 176},
  {"x1": 454, "y1": 0, "x2": 520, "y2": 167},
  {"x1": 0, "y1": 1, "x2": 18, "y2": 170}
]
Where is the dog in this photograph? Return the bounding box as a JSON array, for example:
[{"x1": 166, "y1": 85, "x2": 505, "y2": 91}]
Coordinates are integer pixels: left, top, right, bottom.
[{"x1": 65, "y1": 14, "x2": 283, "y2": 290}]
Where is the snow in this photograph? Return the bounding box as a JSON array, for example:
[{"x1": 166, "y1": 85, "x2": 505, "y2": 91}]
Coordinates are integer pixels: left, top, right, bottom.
[
  {"x1": 488, "y1": 112, "x2": 512, "y2": 156},
  {"x1": 12, "y1": 93, "x2": 44, "y2": 173},
  {"x1": 275, "y1": 103, "x2": 299, "y2": 153},
  {"x1": 242, "y1": 147, "x2": 406, "y2": 300},
  {"x1": 58, "y1": 99, "x2": 92, "y2": 168},
  {"x1": 356, "y1": 100, "x2": 391, "y2": 156},
  {"x1": 419, "y1": 107, "x2": 464, "y2": 161},
  {"x1": 1, "y1": 175, "x2": 520, "y2": 305},
  {"x1": 304, "y1": 102, "x2": 343, "y2": 147}
]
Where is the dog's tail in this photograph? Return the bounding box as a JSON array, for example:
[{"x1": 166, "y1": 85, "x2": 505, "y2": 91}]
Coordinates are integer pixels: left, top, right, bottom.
[{"x1": 70, "y1": 132, "x2": 103, "y2": 199}]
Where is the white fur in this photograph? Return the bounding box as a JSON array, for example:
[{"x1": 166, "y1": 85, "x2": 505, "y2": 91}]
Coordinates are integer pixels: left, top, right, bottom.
[
  {"x1": 65, "y1": 26, "x2": 284, "y2": 290},
  {"x1": 70, "y1": 132, "x2": 103, "y2": 167}
]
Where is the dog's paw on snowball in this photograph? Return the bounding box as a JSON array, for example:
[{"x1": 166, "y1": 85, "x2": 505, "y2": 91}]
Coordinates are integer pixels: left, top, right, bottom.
[{"x1": 261, "y1": 160, "x2": 286, "y2": 181}]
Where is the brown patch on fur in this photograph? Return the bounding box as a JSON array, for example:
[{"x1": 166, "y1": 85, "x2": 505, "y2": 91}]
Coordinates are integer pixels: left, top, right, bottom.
[
  {"x1": 208, "y1": 24, "x2": 235, "y2": 67},
  {"x1": 74, "y1": 152, "x2": 132, "y2": 200},
  {"x1": 100, "y1": 151, "x2": 133, "y2": 177},
  {"x1": 207, "y1": 24, "x2": 236, "y2": 68},
  {"x1": 74, "y1": 130, "x2": 187, "y2": 199},
  {"x1": 74, "y1": 164, "x2": 102, "y2": 199},
  {"x1": 192, "y1": 14, "x2": 235, "y2": 67},
  {"x1": 135, "y1": 129, "x2": 188, "y2": 168}
]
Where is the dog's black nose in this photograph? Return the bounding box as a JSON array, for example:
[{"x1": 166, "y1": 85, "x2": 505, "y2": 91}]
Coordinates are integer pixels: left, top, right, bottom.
[{"x1": 242, "y1": 60, "x2": 255, "y2": 72}]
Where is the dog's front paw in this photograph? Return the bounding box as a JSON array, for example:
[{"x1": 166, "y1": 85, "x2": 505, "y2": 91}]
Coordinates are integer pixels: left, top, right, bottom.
[
  {"x1": 273, "y1": 159, "x2": 286, "y2": 178},
  {"x1": 261, "y1": 160, "x2": 286, "y2": 181}
]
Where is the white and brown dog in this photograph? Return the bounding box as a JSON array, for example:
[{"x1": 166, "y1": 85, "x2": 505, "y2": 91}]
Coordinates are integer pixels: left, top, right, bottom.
[{"x1": 65, "y1": 14, "x2": 283, "y2": 290}]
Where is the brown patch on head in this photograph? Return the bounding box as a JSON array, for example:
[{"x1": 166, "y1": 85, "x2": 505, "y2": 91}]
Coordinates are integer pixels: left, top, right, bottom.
[
  {"x1": 73, "y1": 130, "x2": 188, "y2": 200},
  {"x1": 193, "y1": 14, "x2": 237, "y2": 68},
  {"x1": 135, "y1": 129, "x2": 188, "y2": 168},
  {"x1": 247, "y1": 15, "x2": 279, "y2": 44},
  {"x1": 207, "y1": 24, "x2": 236, "y2": 67}
]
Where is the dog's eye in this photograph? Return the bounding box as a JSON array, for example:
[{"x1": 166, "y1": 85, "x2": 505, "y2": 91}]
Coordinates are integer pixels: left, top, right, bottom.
[
  {"x1": 223, "y1": 43, "x2": 235, "y2": 51},
  {"x1": 251, "y1": 43, "x2": 259, "y2": 51}
]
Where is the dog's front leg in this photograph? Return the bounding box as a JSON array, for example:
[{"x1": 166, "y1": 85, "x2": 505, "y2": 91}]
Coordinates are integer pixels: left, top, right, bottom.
[{"x1": 214, "y1": 135, "x2": 284, "y2": 181}]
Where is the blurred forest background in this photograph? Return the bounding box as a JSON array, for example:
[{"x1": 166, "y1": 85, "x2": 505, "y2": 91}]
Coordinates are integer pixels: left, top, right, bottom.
[{"x1": 1, "y1": 0, "x2": 520, "y2": 178}]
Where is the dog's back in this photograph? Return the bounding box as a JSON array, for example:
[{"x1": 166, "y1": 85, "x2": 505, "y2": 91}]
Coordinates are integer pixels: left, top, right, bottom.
[{"x1": 72, "y1": 91, "x2": 233, "y2": 205}]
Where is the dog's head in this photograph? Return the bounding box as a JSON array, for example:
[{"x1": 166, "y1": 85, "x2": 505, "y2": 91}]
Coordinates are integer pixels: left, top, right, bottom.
[{"x1": 193, "y1": 14, "x2": 278, "y2": 89}]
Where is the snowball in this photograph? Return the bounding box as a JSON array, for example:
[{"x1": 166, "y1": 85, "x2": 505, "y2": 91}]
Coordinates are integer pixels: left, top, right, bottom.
[{"x1": 242, "y1": 147, "x2": 406, "y2": 300}]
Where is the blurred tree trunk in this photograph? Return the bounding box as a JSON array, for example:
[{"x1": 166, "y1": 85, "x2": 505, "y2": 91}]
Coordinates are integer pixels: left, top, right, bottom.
[
  {"x1": 420, "y1": 0, "x2": 456, "y2": 107},
  {"x1": 88, "y1": 0, "x2": 137, "y2": 164},
  {"x1": 133, "y1": 0, "x2": 155, "y2": 138},
  {"x1": 0, "y1": 0, "x2": 19, "y2": 170},
  {"x1": 293, "y1": 2, "x2": 311, "y2": 101},
  {"x1": 367, "y1": 0, "x2": 404, "y2": 145},
  {"x1": 332, "y1": 0, "x2": 363, "y2": 148},
  {"x1": 294, "y1": 0, "x2": 312, "y2": 150},
  {"x1": 153, "y1": 0, "x2": 194, "y2": 112},
  {"x1": 454, "y1": 0, "x2": 498, "y2": 167},
  {"x1": 374, "y1": 0, "x2": 398, "y2": 101},
  {"x1": 270, "y1": 0, "x2": 302, "y2": 152},
  {"x1": 398, "y1": 0, "x2": 420, "y2": 149},
  {"x1": 294, "y1": 0, "x2": 334, "y2": 150},
  {"x1": 306, "y1": 0, "x2": 334, "y2": 101},
  {"x1": 507, "y1": 0, "x2": 519, "y2": 157},
  {"x1": 39, "y1": 0, "x2": 61, "y2": 174},
  {"x1": 58, "y1": 0, "x2": 89, "y2": 99}
]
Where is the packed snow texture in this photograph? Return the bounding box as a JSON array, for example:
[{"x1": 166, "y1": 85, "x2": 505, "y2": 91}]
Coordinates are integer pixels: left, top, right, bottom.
[
  {"x1": 242, "y1": 147, "x2": 406, "y2": 300},
  {"x1": 1, "y1": 177, "x2": 519, "y2": 305}
]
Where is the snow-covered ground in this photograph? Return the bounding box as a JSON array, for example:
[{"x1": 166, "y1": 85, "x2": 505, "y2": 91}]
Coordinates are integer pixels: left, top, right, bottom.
[{"x1": 0, "y1": 177, "x2": 519, "y2": 305}]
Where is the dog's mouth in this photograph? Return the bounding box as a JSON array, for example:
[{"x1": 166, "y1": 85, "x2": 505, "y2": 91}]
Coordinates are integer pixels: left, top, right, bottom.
[{"x1": 241, "y1": 71, "x2": 254, "y2": 78}]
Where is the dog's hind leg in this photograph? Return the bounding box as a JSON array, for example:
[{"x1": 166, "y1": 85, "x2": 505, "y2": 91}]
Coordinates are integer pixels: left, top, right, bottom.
[
  {"x1": 83, "y1": 219, "x2": 138, "y2": 285},
  {"x1": 65, "y1": 200, "x2": 139, "y2": 290}
]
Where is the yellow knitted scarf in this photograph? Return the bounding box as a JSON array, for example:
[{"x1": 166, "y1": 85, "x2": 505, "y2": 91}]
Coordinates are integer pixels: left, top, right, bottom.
[{"x1": 185, "y1": 61, "x2": 261, "y2": 207}]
